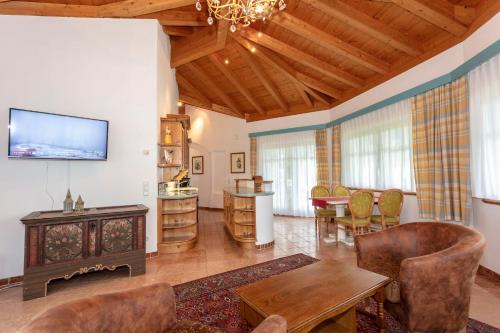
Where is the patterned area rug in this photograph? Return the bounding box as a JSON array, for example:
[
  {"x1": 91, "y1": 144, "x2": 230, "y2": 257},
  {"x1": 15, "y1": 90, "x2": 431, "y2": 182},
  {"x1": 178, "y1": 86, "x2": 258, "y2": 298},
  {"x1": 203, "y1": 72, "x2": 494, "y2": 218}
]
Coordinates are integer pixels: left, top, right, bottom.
[{"x1": 173, "y1": 253, "x2": 499, "y2": 333}]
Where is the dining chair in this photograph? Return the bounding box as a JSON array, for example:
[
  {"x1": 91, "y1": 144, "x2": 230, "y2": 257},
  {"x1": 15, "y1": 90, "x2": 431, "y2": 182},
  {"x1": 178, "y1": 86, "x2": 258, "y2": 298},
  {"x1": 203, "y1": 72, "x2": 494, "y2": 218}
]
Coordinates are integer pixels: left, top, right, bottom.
[
  {"x1": 335, "y1": 190, "x2": 374, "y2": 244},
  {"x1": 311, "y1": 185, "x2": 336, "y2": 235},
  {"x1": 331, "y1": 185, "x2": 351, "y2": 196},
  {"x1": 370, "y1": 189, "x2": 404, "y2": 230}
]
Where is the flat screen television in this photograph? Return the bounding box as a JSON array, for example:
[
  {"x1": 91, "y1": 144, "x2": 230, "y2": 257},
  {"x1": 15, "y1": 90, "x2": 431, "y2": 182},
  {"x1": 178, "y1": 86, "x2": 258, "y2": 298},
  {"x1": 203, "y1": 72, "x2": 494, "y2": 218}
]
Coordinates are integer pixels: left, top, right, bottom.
[{"x1": 8, "y1": 108, "x2": 109, "y2": 160}]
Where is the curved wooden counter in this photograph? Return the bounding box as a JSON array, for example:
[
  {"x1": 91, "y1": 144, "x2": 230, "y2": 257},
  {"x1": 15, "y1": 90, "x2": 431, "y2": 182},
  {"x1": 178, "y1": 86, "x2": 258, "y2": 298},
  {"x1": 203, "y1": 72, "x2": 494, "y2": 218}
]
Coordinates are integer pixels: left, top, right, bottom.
[{"x1": 223, "y1": 188, "x2": 274, "y2": 249}]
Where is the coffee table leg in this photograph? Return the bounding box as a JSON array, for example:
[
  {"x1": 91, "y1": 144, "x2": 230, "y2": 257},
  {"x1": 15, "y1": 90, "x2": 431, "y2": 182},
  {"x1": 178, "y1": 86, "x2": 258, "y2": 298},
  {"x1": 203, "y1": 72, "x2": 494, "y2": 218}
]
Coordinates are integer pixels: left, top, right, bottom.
[{"x1": 375, "y1": 288, "x2": 386, "y2": 333}]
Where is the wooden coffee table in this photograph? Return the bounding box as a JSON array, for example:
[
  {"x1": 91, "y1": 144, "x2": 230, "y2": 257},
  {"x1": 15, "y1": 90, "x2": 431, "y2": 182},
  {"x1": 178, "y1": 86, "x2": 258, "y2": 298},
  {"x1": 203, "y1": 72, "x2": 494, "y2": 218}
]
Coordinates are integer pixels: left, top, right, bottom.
[{"x1": 236, "y1": 260, "x2": 390, "y2": 333}]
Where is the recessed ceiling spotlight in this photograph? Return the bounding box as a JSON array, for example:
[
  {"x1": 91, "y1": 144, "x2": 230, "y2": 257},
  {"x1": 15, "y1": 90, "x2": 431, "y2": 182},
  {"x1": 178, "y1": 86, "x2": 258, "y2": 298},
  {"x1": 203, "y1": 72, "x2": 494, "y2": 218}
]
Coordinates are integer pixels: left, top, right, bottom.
[
  {"x1": 177, "y1": 101, "x2": 183, "y2": 107},
  {"x1": 258, "y1": 32, "x2": 262, "y2": 37},
  {"x1": 224, "y1": 59, "x2": 230, "y2": 65},
  {"x1": 251, "y1": 47, "x2": 256, "y2": 53}
]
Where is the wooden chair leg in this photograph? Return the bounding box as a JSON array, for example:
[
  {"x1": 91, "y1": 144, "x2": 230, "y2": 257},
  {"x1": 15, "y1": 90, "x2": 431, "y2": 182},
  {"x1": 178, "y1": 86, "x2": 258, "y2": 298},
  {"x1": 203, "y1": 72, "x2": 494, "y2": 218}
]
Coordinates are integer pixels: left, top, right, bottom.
[{"x1": 335, "y1": 223, "x2": 339, "y2": 245}]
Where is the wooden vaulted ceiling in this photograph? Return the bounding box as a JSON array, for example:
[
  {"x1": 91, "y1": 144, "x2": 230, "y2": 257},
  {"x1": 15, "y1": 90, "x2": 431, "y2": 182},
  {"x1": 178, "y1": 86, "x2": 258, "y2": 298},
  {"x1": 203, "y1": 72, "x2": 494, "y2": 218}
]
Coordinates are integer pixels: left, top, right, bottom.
[{"x1": 1, "y1": 0, "x2": 498, "y2": 121}]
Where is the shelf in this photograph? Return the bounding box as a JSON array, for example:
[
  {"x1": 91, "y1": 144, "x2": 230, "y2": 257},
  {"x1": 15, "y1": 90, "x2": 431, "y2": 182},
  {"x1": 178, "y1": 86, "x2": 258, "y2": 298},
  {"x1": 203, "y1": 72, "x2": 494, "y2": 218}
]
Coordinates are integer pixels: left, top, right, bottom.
[
  {"x1": 158, "y1": 163, "x2": 181, "y2": 168},
  {"x1": 162, "y1": 233, "x2": 196, "y2": 243},
  {"x1": 234, "y1": 221, "x2": 256, "y2": 226},
  {"x1": 162, "y1": 221, "x2": 197, "y2": 229},
  {"x1": 158, "y1": 143, "x2": 182, "y2": 148},
  {"x1": 161, "y1": 208, "x2": 197, "y2": 215},
  {"x1": 233, "y1": 208, "x2": 255, "y2": 212}
]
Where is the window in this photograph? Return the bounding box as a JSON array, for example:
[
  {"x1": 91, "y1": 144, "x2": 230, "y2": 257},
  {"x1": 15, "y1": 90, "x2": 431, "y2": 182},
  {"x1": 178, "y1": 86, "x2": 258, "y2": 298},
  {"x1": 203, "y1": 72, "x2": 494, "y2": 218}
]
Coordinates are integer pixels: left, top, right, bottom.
[
  {"x1": 469, "y1": 54, "x2": 500, "y2": 200},
  {"x1": 341, "y1": 99, "x2": 415, "y2": 191},
  {"x1": 257, "y1": 131, "x2": 316, "y2": 217}
]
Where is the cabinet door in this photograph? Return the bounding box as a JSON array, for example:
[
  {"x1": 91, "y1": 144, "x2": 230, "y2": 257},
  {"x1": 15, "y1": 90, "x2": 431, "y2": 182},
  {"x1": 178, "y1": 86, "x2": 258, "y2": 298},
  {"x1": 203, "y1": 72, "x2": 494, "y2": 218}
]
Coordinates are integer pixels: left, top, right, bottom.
[
  {"x1": 43, "y1": 222, "x2": 83, "y2": 264},
  {"x1": 101, "y1": 217, "x2": 134, "y2": 255}
]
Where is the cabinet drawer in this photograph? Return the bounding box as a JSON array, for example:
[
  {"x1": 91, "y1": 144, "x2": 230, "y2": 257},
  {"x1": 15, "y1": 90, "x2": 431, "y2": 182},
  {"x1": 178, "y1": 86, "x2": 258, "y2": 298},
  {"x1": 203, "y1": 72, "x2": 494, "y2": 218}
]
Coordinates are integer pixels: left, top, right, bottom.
[
  {"x1": 162, "y1": 198, "x2": 197, "y2": 212},
  {"x1": 233, "y1": 211, "x2": 255, "y2": 224}
]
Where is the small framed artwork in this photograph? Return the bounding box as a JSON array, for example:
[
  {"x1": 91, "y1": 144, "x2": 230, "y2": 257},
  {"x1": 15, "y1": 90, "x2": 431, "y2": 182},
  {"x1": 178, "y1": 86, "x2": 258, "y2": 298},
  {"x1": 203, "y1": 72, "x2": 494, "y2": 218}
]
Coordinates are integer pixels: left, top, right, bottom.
[
  {"x1": 231, "y1": 152, "x2": 245, "y2": 173},
  {"x1": 192, "y1": 156, "x2": 204, "y2": 174}
]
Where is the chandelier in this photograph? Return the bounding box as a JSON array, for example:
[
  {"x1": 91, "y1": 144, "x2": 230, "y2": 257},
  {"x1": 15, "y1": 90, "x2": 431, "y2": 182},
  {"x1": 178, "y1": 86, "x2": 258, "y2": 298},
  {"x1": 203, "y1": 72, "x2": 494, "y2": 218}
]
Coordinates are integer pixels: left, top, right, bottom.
[{"x1": 195, "y1": 0, "x2": 287, "y2": 32}]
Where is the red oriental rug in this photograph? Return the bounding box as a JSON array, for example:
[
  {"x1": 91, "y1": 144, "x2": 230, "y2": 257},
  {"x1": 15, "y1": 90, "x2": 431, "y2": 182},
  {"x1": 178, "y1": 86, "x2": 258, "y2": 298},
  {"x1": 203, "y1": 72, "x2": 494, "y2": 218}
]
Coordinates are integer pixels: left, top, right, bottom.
[{"x1": 173, "y1": 253, "x2": 499, "y2": 333}]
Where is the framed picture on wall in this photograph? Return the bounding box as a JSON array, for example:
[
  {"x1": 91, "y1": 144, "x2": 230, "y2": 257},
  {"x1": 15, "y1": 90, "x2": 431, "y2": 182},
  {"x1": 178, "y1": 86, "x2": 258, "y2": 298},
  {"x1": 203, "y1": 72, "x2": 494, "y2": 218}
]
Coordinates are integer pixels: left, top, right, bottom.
[
  {"x1": 192, "y1": 156, "x2": 204, "y2": 174},
  {"x1": 230, "y1": 152, "x2": 245, "y2": 173}
]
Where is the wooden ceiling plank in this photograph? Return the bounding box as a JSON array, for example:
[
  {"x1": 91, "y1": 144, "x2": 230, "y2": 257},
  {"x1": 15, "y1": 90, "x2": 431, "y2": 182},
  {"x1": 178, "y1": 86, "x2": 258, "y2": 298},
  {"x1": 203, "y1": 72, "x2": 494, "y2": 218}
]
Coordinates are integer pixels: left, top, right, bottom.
[
  {"x1": 176, "y1": 72, "x2": 212, "y2": 106},
  {"x1": 301, "y1": 0, "x2": 423, "y2": 56},
  {"x1": 171, "y1": 20, "x2": 229, "y2": 68},
  {"x1": 389, "y1": 0, "x2": 468, "y2": 36},
  {"x1": 185, "y1": 62, "x2": 245, "y2": 117},
  {"x1": 235, "y1": 36, "x2": 331, "y2": 106},
  {"x1": 296, "y1": 73, "x2": 342, "y2": 100},
  {"x1": 235, "y1": 43, "x2": 289, "y2": 113},
  {"x1": 240, "y1": 28, "x2": 364, "y2": 88},
  {"x1": 0, "y1": 1, "x2": 98, "y2": 17},
  {"x1": 163, "y1": 26, "x2": 194, "y2": 37},
  {"x1": 272, "y1": 12, "x2": 390, "y2": 74},
  {"x1": 137, "y1": 10, "x2": 209, "y2": 26},
  {"x1": 98, "y1": 0, "x2": 195, "y2": 18},
  {"x1": 296, "y1": 83, "x2": 314, "y2": 108},
  {"x1": 208, "y1": 54, "x2": 266, "y2": 114}
]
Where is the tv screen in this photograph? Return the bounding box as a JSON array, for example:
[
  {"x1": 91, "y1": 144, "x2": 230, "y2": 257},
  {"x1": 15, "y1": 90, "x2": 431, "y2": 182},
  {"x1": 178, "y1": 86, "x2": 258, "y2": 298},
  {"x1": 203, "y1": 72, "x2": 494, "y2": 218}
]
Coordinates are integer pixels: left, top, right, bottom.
[{"x1": 8, "y1": 108, "x2": 109, "y2": 160}]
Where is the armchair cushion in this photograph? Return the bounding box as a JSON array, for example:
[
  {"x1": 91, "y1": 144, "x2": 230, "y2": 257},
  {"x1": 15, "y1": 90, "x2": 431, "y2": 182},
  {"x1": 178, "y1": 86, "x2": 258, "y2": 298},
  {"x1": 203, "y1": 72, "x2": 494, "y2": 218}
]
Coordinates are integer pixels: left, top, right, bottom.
[
  {"x1": 336, "y1": 216, "x2": 370, "y2": 226},
  {"x1": 370, "y1": 215, "x2": 399, "y2": 224}
]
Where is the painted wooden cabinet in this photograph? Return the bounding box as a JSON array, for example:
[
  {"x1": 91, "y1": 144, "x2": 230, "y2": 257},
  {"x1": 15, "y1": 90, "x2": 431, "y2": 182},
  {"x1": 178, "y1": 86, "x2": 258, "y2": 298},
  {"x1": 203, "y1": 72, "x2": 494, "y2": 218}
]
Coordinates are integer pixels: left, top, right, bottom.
[{"x1": 21, "y1": 204, "x2": 148, "y2": 300}]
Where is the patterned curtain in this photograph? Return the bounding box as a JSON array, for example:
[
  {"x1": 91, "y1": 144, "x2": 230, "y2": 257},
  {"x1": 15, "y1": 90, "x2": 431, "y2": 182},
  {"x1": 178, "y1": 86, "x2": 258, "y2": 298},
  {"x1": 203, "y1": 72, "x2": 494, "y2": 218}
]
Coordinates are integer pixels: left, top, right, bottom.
[
  {"x1": 411, "y1": 76, "x2": 471, "y2": 222},
  {"x1": 250, "y1": 137, "x2": 257, "y2": 177},
  {"x1": 315, "y1": 129, "x2": 329, "y2": 187},
  {"x1": 331, "y1": 125, "x2": 341, "y2": 187}
]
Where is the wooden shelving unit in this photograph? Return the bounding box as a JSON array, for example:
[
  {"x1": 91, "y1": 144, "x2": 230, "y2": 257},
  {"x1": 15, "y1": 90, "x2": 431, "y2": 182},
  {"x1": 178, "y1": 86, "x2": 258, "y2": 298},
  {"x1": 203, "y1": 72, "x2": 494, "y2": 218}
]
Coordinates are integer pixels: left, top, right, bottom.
[
  {"x1": 223, "y1": 191, "x2": 256, "y2": 248},
  {"x1": 157, "y1": 114, "x2": 198, "y2": 254}
]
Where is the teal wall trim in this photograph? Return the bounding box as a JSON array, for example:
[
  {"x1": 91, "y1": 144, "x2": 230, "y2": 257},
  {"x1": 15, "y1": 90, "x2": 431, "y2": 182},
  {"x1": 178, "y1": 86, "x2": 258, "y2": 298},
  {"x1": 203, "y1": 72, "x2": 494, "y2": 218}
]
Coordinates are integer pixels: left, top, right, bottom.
[{"x1": 249, "y1": 39, "x2": 500, "y2": 138}]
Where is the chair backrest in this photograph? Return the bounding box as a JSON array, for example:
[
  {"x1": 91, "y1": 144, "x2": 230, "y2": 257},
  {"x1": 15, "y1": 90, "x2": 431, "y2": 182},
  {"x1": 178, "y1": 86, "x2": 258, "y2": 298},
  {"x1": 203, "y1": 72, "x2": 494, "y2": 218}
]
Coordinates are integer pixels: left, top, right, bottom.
[
  {"x1": 378, "y1": 189, "x2": 404, "y2": 217},
  {"x1": 332, "y1": 185, "x2": 351, "y2": 196},
  {"x1": 348, "y1": 190, "x2": 374, "y2": 218},
  {"x1": 311, "y1": 185, "x2": 330, "y2": 198}
]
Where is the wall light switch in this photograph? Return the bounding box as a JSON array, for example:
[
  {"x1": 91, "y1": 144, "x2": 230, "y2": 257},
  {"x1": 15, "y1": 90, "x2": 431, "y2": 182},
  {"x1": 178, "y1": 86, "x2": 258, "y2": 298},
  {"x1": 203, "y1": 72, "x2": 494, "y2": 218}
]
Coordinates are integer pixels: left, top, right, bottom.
[
  {"x1": 143, "y1": 181, "x2": 149, "y2": 196},
  {"x1": 143, "y1": 149, "x2": 150, "y2": 156}
]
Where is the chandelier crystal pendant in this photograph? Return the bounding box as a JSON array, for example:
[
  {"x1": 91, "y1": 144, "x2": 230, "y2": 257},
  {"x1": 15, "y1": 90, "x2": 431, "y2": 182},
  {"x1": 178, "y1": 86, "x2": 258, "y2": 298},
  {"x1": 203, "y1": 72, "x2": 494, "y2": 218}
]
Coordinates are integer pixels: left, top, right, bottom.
[{"x1": 196, "y1": 0, "x2": 286, "y2": 32}]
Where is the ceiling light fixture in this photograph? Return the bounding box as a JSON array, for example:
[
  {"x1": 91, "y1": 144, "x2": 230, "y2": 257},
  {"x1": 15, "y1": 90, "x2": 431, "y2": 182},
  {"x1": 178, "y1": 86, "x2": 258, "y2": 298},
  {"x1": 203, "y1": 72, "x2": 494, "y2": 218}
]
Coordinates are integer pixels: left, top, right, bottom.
[
  {"x1": 195, "y1": 0, "x2": 286, "y2": 33},
  {"x1": 224, "y1": 59, "x2": 230, "y2": 64}
]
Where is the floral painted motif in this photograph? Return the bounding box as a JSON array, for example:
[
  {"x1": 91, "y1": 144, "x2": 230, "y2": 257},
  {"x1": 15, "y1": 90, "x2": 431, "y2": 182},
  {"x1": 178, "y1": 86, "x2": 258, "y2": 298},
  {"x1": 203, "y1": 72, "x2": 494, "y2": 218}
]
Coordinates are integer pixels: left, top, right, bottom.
[
  {"x1": 102, "y1": 218, "x2": 133, "y2": 254},
  {"x1": 44, "y1": 223, "x2": 83, "y2": 264}
]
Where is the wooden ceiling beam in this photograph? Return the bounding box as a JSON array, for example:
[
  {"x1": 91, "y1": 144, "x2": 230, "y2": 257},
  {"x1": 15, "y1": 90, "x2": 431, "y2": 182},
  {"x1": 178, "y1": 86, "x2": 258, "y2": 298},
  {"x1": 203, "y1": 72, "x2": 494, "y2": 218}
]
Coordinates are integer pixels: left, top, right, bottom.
[
  {"x1": 176, "y1": 72, "x2": 213, "y2": 106},
  {"x1": 240, "y1": 28, "x2": 364, "y2": 88},
  {"x1": 271, "y1": 12, "x2": 390, "y2": 74},
  {"x1": 296, "y1": 73, "x2": 342, "y2": 100},
  {"x1": 163, "y1": 26, "x2": 194, "y2": 37},
  {"x1": 389, "y1": 0, "x2": 468, "y2": 36},
  {"x1": 137, "y1": 10, "x2": 208, "y2": 26},
  {"x1": 302, "y1": 0, "x2": 422, "y2": 56},
  {"x1": 185, "y1": 62, "x2": 245, "y2": 117},
  {"x1": 179, "y1": 94, "x2": 242, "y2": 118},
  {"x1": 171, "y1": 20, "x2": 229, "y2": 68},
  {"x1": 208, "y1": 54, "x2": 266, "y2": 114},
  {"x1": 235, "y1": 36, "x2": 331, "y2": 106},
  {"x1": 0, "y1": 0, "x2": 194, "y2": 18},
  {"x1": 235, "y1": 43, "x2": 288, "y2": 113},
  {"x1": 99, "y1": 0, "x2": 195, "y2": 18},
  {"x1": 0, "y1": 1, "x2": 98, "y2": 17}
]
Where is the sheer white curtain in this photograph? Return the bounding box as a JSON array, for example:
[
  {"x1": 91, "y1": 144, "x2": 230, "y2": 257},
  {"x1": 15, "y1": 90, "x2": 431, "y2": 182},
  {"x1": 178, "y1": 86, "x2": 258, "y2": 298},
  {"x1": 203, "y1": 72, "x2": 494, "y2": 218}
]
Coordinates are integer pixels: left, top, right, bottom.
[
  {"x1": 469, "y1": 54, "x2": 500, "y2": 199},
  {"x1": 257, "y1": 131, "x2": 316, "y2": 217},
  {"x1": 341, "y1": 99, "x2": 415, "y2": 191}
]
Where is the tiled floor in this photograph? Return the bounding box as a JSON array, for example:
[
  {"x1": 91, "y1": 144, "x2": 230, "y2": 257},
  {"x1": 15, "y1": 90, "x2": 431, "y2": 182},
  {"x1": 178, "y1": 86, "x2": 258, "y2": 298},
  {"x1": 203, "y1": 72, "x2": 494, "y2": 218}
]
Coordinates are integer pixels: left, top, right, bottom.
[{"x1": 1, "y1": 209, "x2": 499, "y2": 332}]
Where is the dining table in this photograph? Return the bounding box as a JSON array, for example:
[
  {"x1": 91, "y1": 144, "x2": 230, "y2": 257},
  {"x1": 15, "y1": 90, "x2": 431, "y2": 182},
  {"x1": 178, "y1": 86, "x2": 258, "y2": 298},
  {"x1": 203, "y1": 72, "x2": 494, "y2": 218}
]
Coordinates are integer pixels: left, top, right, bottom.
[{"x1": 311, "y1": 193, "x2": 380, "y2": 245}]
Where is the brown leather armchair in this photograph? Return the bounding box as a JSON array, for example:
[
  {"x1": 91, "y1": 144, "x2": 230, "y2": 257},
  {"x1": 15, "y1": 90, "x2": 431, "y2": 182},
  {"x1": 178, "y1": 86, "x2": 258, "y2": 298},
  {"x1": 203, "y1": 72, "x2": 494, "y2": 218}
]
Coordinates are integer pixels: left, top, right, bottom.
[
  {"x1": 20, "y1": 283, "x2": 287, "y2": 333},
  {"x1": 355, "y1": 222, "x2": 485, "y2": 333}
]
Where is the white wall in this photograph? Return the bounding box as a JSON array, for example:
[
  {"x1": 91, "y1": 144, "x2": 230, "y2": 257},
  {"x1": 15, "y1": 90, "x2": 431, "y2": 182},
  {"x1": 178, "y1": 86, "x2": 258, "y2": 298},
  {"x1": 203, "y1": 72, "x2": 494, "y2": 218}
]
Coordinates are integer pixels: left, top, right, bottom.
[
  {"x1": 187, "y1": 105, "x2": 250, "y2": 208},
  {"x1": 0, "y1": 15, "x2": 177, "y2": 279}
]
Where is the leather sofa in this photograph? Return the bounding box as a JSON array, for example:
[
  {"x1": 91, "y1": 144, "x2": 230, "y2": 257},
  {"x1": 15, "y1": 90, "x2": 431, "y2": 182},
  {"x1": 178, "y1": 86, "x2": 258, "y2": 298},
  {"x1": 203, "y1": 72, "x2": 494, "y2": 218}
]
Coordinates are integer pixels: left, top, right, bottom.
[
  {"x1": 355, "y1": 222, "x2": 485, "y2": 332},
  {"x1": 20, "y1": 283, "x2": 287, "y2": 333}
]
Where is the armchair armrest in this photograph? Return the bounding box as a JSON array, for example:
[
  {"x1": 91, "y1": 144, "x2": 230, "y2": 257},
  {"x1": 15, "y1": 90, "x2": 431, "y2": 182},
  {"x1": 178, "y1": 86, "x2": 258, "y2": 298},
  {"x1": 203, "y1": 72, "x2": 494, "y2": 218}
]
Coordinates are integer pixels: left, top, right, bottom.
[
  {"x1": 252, "y1": 315, "x2": 287, "y2": 333},
  {"x1": 20, "y1": 283, "x2": 177, "y2": 333},
  {"x1": 399, "y1": 237, "x2": 485, "y2": 331},
  {"x1": 355, "y1": 225, "x2": 418, "y2": 279}
]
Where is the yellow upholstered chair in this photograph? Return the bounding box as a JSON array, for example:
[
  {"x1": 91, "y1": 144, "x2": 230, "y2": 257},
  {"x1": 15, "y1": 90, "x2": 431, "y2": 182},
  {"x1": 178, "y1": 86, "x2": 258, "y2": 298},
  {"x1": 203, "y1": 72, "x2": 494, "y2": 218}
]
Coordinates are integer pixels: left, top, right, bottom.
[
  {"x1": 311, "y1": 185, "x2": 336, "y2": 234},
  {"x1": 335, "y1": 190, "x2": 374, "y2": 244},
  {"x1": 370, "y1": 189, "x2": 404, "y2": 230},
  {"x1": 332, "y1": 185, "x2": 351, "y2": 196}
]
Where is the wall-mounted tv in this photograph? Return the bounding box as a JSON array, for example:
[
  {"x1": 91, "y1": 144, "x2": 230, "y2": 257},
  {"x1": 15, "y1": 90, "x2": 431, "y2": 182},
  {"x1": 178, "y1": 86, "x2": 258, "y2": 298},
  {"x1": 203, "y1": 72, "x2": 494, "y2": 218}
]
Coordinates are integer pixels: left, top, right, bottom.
[{"x1": 8, "y1": 108, "x2": 109, "y2": 160}]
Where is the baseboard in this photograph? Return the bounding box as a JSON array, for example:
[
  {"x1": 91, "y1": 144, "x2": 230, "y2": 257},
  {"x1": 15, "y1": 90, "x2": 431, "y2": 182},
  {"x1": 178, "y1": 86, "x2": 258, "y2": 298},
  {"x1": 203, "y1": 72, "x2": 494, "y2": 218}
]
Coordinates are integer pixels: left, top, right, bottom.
[
  {"x1": 199, "y1": 206, "x2": 224, "y2": 211},
  {"x1": 477, "y1": 265, "x2": 500, "y2": 283},
  {"x1": 146, "y1": 251, "x2": 159, "y2": 259}
]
